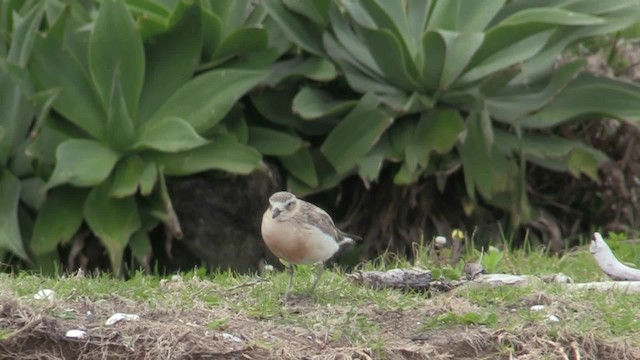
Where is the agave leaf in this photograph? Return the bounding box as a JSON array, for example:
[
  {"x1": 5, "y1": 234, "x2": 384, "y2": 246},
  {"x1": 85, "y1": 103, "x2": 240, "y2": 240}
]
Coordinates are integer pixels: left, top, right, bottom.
[
  {"x1": 31, "y1": 186, "x2": 86, "y2": 255},
  {"x1": 292, "y1": 87, "x2": 357, "y2": 120},
  {"x1": 138, "y1": 4, "x2": 202, "y2": 123},
  {"x1": 321, "y1": 93, "x2": 393, "y2": 173},
  {"x1": 459, "y1": 31, "x2": 553, "y2": 84},
  {"x1": 486, "y1": 59, "x2": 586, "y2": 122},
  {"x1": 89, "y1": 0, "x2": 145, "y2": 118},
  {"x1": 146, "y1": 134, "x2": 262, "y2": 176},
  {"x1": 498, "y1": 8, "x2": 604, "y2": 26},
  {"x1": 0, "y1": 171, "x2": 28, "y2": 260},
  {"x1": 45, "y1": 139, "x2": 120, "y2": 189},
  {"x1": 279, "y1": 147, "x2": 318, "y2": 187},
  {"x1": 520, "y1": 74, "x2": 640, "y2": 128},
  {"x1": 263, "y1": 0, "x2": 324, "y2": 56},
  {"x1": 84, "y1": 181, "x2": 141, "y2": 275},
  {"x1": 247, "y1": 126, "x2": 303, "y2": 156}
]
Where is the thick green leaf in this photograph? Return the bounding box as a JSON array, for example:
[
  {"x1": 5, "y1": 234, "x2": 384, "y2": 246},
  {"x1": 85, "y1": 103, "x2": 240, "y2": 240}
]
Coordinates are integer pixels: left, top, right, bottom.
[
  {"x1": 458, "y1": 112, "x2": 517, "y2": 200},
  {"x1": 355, "y1": 0, "x2": 418, "y2": 58},
  {"x1": 30, "y1": 186, "x2": 86, "y2": 255},
  {"x1": 0, "y1": 171, "x2": 28, "y2": 260},
  {"x1": 515, "y1": 12, "x2": 640, "y2": 84},
  {"x1": 139, "y1": 162, "x2": 158, "y2": 196},
  {"x1": 266, "y1": 57, "x2": 337, "y2": 87},
  {"x1": 247, "y1": 126, "x2": 303, "y2": 156},
  {"x1": 201, "y1": 7, "x2": 223, "y2": 60},
  {"x1": 106, "y1": 74, "x2": 136, "y2": 150},
  {"x1": 7, "y1": 1, "x2": 44, "y2": 67},
  {"x1": 19, "y1": 177, "x2": 46, "y2": 211},
  {"x1": 406, "y1": 109, "x2": 465, "y2": 172},
  {"x1": 325, "y1": 4, "x2": 384, "y2": 79},
  {"x1": 428, "y1": 0, "x2": 472, "y2": 31},
  {"x1": 420, "y1": 31, "x2": 446, "y2": 91},
  {"x1": 283, "y1": 0, "x2": 330, "y2": 26},
  {"x1": 498, "y1": 8, "x2": 605, "y2": 26},
  {"x1": 359, "y1": 27, "x2": 420, "y2": 91},
  {"x1": 459, "y1": 31, "x2": 552, "y2": 84},
  {"x1": 212, "y1": 27, "x2": 268, "y2": 64},
  {"x1": 129, "y1": 230, "x2": 152, "y2": 264},
  {"x1": 109, "y1": 155, "x2": 156, "y2": 198},
  {"x1": 0, "y1": 70, "x2": 33, "y2": 165},
  {"x1": 148, "y1": 69, "x2": 269, "y2": 133},
  {"x1": 437, "y1": 31, "x2": 485, "y2": 89},
  {"x1": 132, "y1": 117, "x2": 208, "y2": 153},
  {"x1": 84, "y1": 182, "x2": 141, "y2": 275},
  {"x1": 321, "y1": 93, "x2": 393, "y2": 172},
  {"x1": 138, "y1": 4, "x2": 202, "y2": 123},
  {"x1": 46, "y1": 139, "x2": 120, "y2": 189},
  {"x1": 89, "y1": 0, "x2": 144, "y2": 117},
  {"x1": 493, "y1": 129, "x2": 608, "y2": 180},
  {"x1": 263, "y1": 0, "x2": 324, "y2": 56},
  {"x1": 457, "y1": 0, "x2": 506, "y2": 32},
  {"x1": 487, "y1": 59, "x2": 585, "y2": 122},
  {"x1": 30, "y1": 34, "x2": 105, "y2": 140},
  {"x1": 292, "y1": 87, "x2": 357, "y2": 120},
  {"x1": 146, "y1": 135, "x2": 262, "y2": 176},
  {"x1": 520, "y1": 74, "x2": 640, "y2": 128},
  {"x1": 279, "y1": 147, "x2": 318, "y2": 187}
]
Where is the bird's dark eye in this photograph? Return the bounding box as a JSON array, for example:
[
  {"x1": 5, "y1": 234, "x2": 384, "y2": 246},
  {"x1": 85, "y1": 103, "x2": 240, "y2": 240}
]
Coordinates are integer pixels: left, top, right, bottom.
[{"x1": 286, "y1": 202, "x2": 294, "y2": 209}]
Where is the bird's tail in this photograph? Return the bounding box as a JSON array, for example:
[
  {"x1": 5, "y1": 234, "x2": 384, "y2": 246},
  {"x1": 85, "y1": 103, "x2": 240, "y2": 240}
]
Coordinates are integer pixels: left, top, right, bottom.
[{"x1": 337, "y1": 231, "x2": 362, "y2": 248}]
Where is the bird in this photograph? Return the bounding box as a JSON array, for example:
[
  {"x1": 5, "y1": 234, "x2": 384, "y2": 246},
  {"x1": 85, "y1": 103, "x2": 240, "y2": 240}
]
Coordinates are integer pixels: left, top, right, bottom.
[{"x1": 261, "y1": 191, "x2": 361, "y2": 301}]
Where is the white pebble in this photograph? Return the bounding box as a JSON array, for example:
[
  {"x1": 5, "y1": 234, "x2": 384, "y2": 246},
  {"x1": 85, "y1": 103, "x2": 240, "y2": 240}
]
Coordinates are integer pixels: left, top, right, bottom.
[
  {"x1": 65, "y1": 329, "x2": 87, "y2": 339},
  {"x1": 222, "y1": 333, "x2": 242, "y2": 342},
  {"x1": 548, "y1": 315, "x2": 560, "y2": 322},
  {"x1": 530, "y1": 305, "x2": 545, "y2": 312},
  {"x1": 434, "y1": 236, "x2": 447, "y2": 247},
  {"x1": 34, "y1": 289, "x2": 55, "y2": 301},
  {"x1": 171, "y1": 274, "x2": 183, "y2": 282},
  {"x1": 105, "y1": 313, "x2": 140, "y2": 326}
]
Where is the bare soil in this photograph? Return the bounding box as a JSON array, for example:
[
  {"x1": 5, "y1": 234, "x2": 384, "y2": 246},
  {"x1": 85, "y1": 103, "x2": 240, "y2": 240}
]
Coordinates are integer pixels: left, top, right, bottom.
[{"x1": 1, "y1": 288, "x2": 637, "y2": 360}]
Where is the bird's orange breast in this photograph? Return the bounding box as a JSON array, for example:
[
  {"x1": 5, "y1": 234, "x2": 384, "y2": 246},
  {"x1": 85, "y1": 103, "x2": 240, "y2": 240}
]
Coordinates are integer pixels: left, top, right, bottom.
[{"x1": 261, "y1": 210, "x2": 310, "y2": 264}]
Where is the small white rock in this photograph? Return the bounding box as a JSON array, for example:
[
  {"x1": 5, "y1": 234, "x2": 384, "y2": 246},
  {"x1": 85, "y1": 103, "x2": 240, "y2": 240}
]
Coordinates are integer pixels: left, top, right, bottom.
[
  {"x1": 222, "y1": 333, "x2": 242, "y2": 342},
  {"x1": 105, "y1": 313, "x2": 140, "y2": 326},
  {"x1": 530, "y1": 305, "x2": 545, "y2": 312},
  {"x1": 65, "y1": 329, "x2": 88, "y2": 339},
  {"x1": 171, "y1": 274, "x2": 183, "y2": 282},
  {"x1": 263, "y1": 264, "x2": 274, "y2": 272},
  {"x1": 34, "y1": 289, "x2": 55, "y2": 301},
  {"x1": 548, "y1": 315, "x2": 560, "y2": 322},
  {"x1": 434, "y1": 236, "x2": 447, "y2": 247}
]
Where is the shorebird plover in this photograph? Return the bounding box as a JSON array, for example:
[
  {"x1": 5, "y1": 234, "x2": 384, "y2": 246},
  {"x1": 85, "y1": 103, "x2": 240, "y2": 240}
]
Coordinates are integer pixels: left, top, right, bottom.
[{"x1": 261, "y1": 191, "x2": 360, "y2": 301}]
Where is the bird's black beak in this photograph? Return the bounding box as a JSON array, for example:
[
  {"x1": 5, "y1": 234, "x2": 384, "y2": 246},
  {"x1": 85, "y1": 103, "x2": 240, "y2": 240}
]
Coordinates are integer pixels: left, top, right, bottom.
[{"x1": 272, "y1": 208, "x2": 281, "y2": 219}]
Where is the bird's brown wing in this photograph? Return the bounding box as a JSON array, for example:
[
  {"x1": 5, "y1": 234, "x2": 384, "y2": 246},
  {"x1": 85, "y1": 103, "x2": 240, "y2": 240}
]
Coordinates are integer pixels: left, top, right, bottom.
[
  {"x1": 296, "y1": 200, "x2": 363, "y2": 243},
  {"x1": 296, "y1": 200, "x2": 341, "y2": 241}
]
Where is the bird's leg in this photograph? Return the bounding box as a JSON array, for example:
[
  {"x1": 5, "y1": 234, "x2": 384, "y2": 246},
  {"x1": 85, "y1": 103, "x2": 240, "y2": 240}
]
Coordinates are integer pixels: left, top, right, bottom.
[
  {"x1": 283, "y1": 264, "x2": 295, "y2": 302},
  {"x1": 309, "y1": 262, "x2": 325, "y2": 294}
]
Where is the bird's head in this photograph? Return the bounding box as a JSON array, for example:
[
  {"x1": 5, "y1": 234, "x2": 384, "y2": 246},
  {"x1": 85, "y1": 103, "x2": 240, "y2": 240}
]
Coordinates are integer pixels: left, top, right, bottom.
[{"x1": 268, "y1": 191, "x2": 298, "y2": 220}]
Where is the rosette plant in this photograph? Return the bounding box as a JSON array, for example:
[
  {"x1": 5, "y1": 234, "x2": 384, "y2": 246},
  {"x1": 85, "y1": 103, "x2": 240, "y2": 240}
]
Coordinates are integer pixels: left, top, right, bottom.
[
  {"x1": 26, "y1": 0, "x2": 270, "y2": 273},
  {"x1": 263, "y1": 0, "x2": 640, "y2": 224}
]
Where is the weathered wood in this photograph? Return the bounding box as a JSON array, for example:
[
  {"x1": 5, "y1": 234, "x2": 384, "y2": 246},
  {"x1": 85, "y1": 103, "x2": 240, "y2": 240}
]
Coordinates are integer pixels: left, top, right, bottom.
[
  {"x1": 346, "y1": 268, "x2": 463, "y2": 292},
  {"x1": 590, "y1": 232, "x2": 640, "y2": 281}
]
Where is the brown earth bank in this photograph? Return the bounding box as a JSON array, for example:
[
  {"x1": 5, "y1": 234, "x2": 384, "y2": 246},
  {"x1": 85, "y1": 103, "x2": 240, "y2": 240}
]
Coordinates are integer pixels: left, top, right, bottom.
[{"x1": 1, "y1": 292, "x2": 637, "y2": 360}]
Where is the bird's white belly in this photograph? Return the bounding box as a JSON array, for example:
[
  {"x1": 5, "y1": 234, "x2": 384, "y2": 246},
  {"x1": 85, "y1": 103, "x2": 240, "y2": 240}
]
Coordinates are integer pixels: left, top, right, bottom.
[{"x1": 261, "y1": 213, "x2": 339, "y2": 265}]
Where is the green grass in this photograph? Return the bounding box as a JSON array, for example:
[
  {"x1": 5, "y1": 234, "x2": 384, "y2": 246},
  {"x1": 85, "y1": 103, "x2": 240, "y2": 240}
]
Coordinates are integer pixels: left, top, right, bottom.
[{"x1": 1, "y1": 236, "x2": 640, "y2": 358}]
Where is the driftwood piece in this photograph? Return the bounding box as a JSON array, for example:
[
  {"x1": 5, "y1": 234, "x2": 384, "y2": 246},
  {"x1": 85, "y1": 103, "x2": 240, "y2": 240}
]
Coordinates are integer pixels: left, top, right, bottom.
[
  {"x1": 564, "y1": 281, "x2": 640, "y2": 293},
  {"x1": 590, "y1": 232, "x2": 640, "y2": 281},
  {"x1": 347, "y1": 268, "x2": 463, "y2": 292}
]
